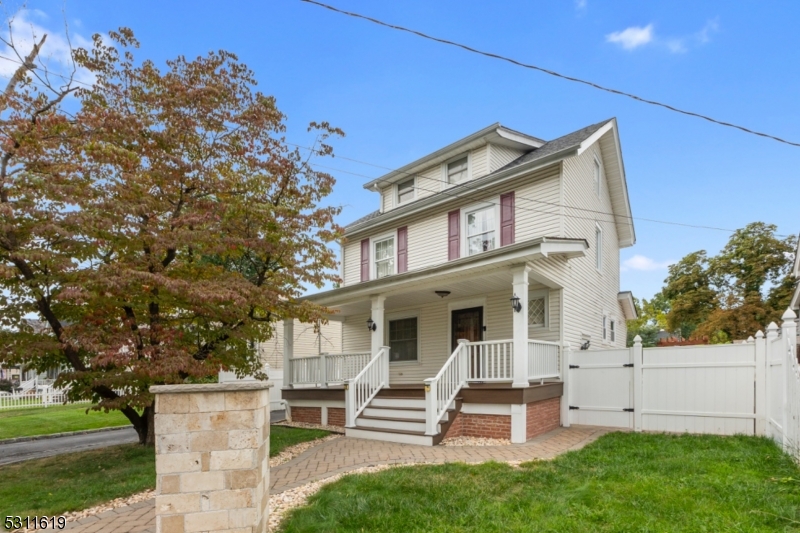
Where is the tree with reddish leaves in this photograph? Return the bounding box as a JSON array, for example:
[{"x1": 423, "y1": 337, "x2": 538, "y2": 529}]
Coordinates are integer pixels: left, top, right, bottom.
[{"x1": 0, "y1": 28, "x2": 342, "y2": 445}]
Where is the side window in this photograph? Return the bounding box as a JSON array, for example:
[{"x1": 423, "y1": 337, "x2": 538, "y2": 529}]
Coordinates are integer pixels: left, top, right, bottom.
[
  {"x1": 593, "y1": 157, "x2": 601, "y2": 197},
  {"x1": 610, "y1": 319, "x2": 616, "y2": 342},
  {"x1": 595, "y1": 224, "x2": 603, "y2": 271},
  {"x1": 447, "y1": 156, "x2": 469, "y2": 184}
]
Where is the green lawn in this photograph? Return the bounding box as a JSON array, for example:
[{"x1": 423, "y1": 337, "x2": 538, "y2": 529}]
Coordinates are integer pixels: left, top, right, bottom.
[
  {"x1": 0, "y1": 425, "x2": 329, "y2": 522},
  {"x1": 0, "y1": 405, "x2": 130, "y2": 440},
  {"x1": 280, "y1": 433, "x2": 800, "y2": 532}
]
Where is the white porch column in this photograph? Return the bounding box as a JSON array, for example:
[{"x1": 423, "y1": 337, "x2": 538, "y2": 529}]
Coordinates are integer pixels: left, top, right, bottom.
[
  {"x1": 511, "y1": 265, "x2": 531, "y2": 388},
  {"x1": 371, "y1": 295, "x2": 389, "y2": 387},
  {"x1": 283, "y1": 319, "x2": 293, "y2": 388}
]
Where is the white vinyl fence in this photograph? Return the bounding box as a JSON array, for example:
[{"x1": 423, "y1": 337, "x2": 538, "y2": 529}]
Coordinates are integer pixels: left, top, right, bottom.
[{"x1": 566, "y1": 309, "x2": 800, "y2": 460}]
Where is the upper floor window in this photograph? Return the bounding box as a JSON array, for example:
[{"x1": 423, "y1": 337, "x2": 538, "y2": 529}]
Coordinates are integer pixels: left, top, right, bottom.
[
  {"x1": 396, "y1": 177, "x2": 415, "y2": 205},
  {"x1": 447, "y1": 156, "x2": 469, "y2": 184},
  {"x1": 593, "y1": 157, "x2": 601, "y2": 197},
  {"x1": 374, "y1": 237, "x2": 395, "y2": 279},
  {"x1": 466, "y1": 205, "x2": 496, "y2": 256},
  {"x1": 595, "y1": 224, "x2": 603, "y2": 271}
]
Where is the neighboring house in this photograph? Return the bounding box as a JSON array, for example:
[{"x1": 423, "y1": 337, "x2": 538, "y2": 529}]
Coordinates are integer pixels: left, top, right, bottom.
[{"x1": 282, "y1": 118, "x2": 637, "y2": 445}]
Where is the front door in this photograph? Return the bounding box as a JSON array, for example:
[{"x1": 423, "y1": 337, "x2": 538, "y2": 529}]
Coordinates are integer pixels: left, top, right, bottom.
[{"x1": 451, "y1": 307, "x2": 483, "y2": 352}]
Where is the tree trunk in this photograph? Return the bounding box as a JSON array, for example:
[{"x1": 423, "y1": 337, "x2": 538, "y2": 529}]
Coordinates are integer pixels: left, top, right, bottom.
[{"x1": 124, "y1": 403, "x2": 155, "y2": 446}]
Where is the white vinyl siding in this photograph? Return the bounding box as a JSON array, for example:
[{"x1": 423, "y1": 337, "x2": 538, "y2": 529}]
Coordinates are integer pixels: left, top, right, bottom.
[
  {"x1": 513, "y1": 165, "x2": 561, "y2": 242},
  {"x1": 489, "y1": 145, "x2": 526, "y2": 172},
  {"x1": 470, "y1": 145, "x2": 489, "y2": 179},
  {"x1": 560, "y1": 139, "x2": 626, "y2": 349},
  {"x1": 342, "y1": 239, "x2": 363, "y2": 287}
]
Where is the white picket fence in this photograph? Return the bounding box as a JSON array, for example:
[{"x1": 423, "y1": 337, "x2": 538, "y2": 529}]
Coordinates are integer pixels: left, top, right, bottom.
[
  {"x1": 566, "y1": 308, "x2": 800, "y2": 461},
  {"x1": 0, "y1": 388, "x2": 91, "y2": 410}
]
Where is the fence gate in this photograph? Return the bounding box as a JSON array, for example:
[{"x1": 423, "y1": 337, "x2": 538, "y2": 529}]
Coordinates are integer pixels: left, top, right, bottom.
[{"x1": 568, "y1": 348, "x2": 634, "y2": 429}]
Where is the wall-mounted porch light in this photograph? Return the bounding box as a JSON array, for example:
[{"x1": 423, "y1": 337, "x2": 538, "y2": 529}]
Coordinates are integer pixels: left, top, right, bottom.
[
  {"x1": 366, "y1": 318, "x2": 377, "y2": 332},
  {"x1": 510, "y1": 294, "x2": 522, "y2": 313}
]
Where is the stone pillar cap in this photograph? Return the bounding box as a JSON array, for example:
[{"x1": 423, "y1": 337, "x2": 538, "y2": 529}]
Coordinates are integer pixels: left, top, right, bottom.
[{"x1": 150, "y1": 381, "x2": 273, "y2": 394}]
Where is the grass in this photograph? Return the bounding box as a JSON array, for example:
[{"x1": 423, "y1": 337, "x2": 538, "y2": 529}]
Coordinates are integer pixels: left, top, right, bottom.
[
  {"x1": 0, "y1": 405, "x2": 131, "y2": 440},
  {"x1": 0, "y1": 425, "x2": 329, "y2": 522},
  {"x1": 280, "y1": 432, "x2": 800, "y2": 532}
]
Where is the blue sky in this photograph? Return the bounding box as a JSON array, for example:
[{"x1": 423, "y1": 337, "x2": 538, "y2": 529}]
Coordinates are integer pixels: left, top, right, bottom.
[{"x1": 6, "y1": 0, "x2": 800, "y2": 300}]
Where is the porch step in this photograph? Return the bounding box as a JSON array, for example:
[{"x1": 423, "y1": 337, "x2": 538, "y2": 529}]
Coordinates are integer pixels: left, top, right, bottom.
[
  {"x1": 345, "y1": 426, "x2": 434, "y2": 446},
  {"x1": 361, "y1": 406, "x2": 433, "y2": 421},
  {"x1": 369, "y1": 397, "x2": 426, "y2": 409},
  {"x1": 356, "y1": 415, "x2": 439, "y2": 433}
]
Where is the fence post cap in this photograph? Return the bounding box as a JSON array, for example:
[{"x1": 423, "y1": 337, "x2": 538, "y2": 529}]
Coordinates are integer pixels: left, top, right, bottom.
[
  {"x1": 767, "y1": 321, "x2": 780, "y2": 332},
  {"x1": 633, "y1": 335, "x2": 642, "y2": 344},
  {"x1": 755, "y1": 330, "x2": 764, "y2": 338},
  {"x1": 782, "y1": 308, "x2": 798, "y2": 321}
]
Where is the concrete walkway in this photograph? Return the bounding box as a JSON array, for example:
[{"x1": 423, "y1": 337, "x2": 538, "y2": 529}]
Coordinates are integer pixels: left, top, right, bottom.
[{"x1": 63, "y1": 425, "x2": 614, "y2": 532}]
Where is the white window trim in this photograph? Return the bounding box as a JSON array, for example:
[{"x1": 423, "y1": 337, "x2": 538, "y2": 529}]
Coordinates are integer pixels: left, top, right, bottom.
[
  {"x1": 395, "y1": 176, "x2": 416, "y2": 206},
  {"x1": 461, "y1": 197, "x2": 501, "y2": 258},
  {"x1": 527, "y1": 289, "x2": 549, "y2": 329},
  {"x1": 385, "y1": 310, "x2": 421, "y2": 366},
  {"x1": 593, "y1": 155, "x2": 602, "y2": 198},
  {"x1": 370, "y1": 231, "x2": 397, "y2": 280},
  {"x1": 595, "y1": 223, "x2": 603, "y2": 272},
  {"x1": 442, "y1": 152, "x2": 472, "y2": 189}
]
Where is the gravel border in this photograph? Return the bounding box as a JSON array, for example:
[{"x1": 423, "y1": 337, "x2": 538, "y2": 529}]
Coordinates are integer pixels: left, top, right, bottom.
[
  {"x1": 441, "y1": 436, "x2": 511, "y2": 446},
  {"x1": 0, "y1": 425, "x2": 133, "y2": 445},
  {"x1": 273, "y1": 421, "x2": 346, "y2": 434}
]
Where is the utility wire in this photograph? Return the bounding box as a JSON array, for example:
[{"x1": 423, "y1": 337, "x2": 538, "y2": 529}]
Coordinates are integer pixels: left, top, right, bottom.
[{"x1": 300, "y1": 0, "x2": 800, "y2": 149}]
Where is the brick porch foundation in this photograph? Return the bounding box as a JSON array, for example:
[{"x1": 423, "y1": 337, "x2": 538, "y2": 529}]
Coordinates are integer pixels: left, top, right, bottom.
[
  {"x1": 526, "y1": 396, "x2": 561, "y2": 440},
  {"x1": 446, "y1": 396, "x2": 562, "y2": 441},
  {"x1": 290, "y1": 406, "x2": 321, "y2": 425},
  {"x1": 327, "y1": 407, "x2": 345, "y2": 427}
]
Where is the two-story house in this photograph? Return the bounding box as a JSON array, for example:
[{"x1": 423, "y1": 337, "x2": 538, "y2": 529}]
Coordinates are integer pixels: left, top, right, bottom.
[{"x1": 281, "y1": 118, "x2": 637, "y2": 445}]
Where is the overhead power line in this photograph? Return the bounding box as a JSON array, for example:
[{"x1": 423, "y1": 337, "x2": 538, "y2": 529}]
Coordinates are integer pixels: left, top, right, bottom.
[{"x1": 300, "y1": 0, "x2": 800, "y2": 149}]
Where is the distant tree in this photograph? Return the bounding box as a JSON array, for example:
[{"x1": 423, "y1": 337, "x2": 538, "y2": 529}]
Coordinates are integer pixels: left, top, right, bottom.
[
  {"x1": 626, "y1": 292, "x2": 670, "y2": 347},
  {"x1": 0, "y1": 28, "x2": 343, "y2": 445},
  {"x1": 662, "y1": 251, "x2": 718, "y2": 338},
  {"x1": 659, "y1": 223, "x2": 796, "y2": 342}
]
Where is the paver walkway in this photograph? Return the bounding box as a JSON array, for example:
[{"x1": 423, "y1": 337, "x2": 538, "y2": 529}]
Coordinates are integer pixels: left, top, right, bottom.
[{"x1": 63, "y1": 425, "x2": 614, "y2": 532}]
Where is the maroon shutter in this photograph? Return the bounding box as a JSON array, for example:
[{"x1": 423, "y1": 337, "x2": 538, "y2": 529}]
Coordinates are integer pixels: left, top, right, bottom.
[
  {"x1": 500, "y1": 191, "x2": 515, "y2": 246},
  {"x1": 397, "y1": 226, "x2": 408, "y2": 273},
  {"x1": 360, "y1": 238, "x2": 370, "y2": 282},
  {"x1": 448, "y1": 210, "x2": 460, "y2": 260}
]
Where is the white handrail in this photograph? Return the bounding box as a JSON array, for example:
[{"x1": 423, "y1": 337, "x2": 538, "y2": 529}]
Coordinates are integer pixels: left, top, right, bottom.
[
  {"x1": 345, "y1": 347, "x2": 389, "y2": 427},
  {"x1": 424, "y1": 341, "x2": 469, "y2": 435},
  {"x1": 466, "y1": 339, "x2": 514, "y2": 381},
  {"x1": 528, "y1": 340, "x2": 561, "y2": 381}
]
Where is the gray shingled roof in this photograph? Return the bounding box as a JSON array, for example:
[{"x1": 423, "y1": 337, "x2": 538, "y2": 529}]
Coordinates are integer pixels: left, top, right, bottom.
[{"x1": 344, "y1": 119, "x2": 613, "y2": 230}]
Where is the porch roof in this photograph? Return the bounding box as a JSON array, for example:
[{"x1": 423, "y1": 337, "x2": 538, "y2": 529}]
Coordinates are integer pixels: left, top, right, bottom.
[{"x1": 302, "y1": 236, "x2": 586, "y2": 315}]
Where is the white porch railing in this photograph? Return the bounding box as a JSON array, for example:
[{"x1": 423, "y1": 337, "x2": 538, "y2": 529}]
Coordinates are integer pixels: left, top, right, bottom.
[
  {"x1": 288, "y1": 352, "x2": 373, "y2": 388},
  {"x1": 325, "y1": 352, "x2": 372, "y2": 384},
  {"x1": 528, "y1": 340, "x2": 561, "y2": 381},
  {"x1": 424, "y1": 340, "x2": 469, "y2": 435},
  {"x1": 345, "y1": 347, "x2": 390, "y2": 427},
  {"x1": 288, "y1": 356, "x2": 321, "y2": 387},
  {"x1": 466, "y1": 339, "x2": 514, "y2": 381}
]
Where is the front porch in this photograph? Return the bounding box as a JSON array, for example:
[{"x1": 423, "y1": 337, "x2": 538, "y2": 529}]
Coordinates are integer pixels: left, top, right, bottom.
[{"x1": 282, "y1": 257, "x2": 576, "y2": 445}]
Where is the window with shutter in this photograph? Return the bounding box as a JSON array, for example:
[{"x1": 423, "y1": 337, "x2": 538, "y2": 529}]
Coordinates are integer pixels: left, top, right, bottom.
[
  {"x1": 397, "y1": 226, "x2": 408, "y2": 273},
  {"x1": 448, "y1": 210, "x2": 460, "y2": 260},
  {"x1": 360, "y1": 238, "x2": 370, "y2": 282},
  {"x1": 500, "y1": 191, "x2": 515, "y2": 246}
]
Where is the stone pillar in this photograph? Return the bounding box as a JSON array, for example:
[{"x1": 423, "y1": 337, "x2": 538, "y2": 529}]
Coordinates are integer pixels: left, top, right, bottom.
[
  {"x1": 511, "y1": 265, "x2": 531, "y2": 388},
  {"x1": 151, "y1": 382, "x2": 272, "y2": 533}
]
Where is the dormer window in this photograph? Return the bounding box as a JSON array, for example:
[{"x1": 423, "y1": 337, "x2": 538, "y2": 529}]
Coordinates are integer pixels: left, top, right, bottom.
[
  {"x1": 396, "y1": 177, "x2": 415, "y2": 205},
  {"x1": 447, "y1": 156, "x2": 469, "y2": 184}
]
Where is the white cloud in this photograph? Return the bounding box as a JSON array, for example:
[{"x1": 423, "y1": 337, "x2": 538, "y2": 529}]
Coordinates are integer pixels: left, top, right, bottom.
[
  {"x1": 606, "y1": 19, "x2": 719, "y2": 54},
  {"x1": 575, "y1": 0, "x2": 587, "y2": 11},
  {"x1": 621, "y1": 255, "x2": 675, "y2": 272},
  {"x1": 0, "y1": 10, "x2": 95, "y2": 87},
  {"x1": 606, "y1": 24, "x2": 654, "y2": 50}
]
